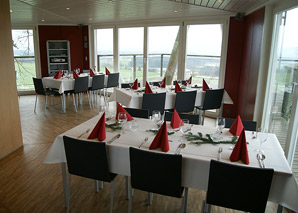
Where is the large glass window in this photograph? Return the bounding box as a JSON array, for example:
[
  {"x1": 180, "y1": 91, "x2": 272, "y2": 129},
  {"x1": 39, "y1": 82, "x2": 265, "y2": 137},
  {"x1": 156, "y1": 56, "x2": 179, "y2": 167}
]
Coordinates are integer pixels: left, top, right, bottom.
[
  {"x1": 119, "y1": 27, "x2": 144, "y2": 83},
  {"x1": 12, "y1": 29, "x2": 36, "y2": 91},
  {"x1": 96, "y1": 28, "x2": 113, "y2": 72},
  {"x1": 265, "y1": 7, "x2": 298, "y2": 181},
  {"x1": 185, "y1": 24, "x2": 223, "y2": 88},
  {"x1": 148, "y1": 26, "x2": 179, "y2": 82}
]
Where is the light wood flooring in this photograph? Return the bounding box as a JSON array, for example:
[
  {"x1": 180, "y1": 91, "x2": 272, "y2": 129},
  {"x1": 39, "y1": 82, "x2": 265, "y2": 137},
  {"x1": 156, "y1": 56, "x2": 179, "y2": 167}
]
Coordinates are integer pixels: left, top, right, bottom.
[{"x1": 0, "y1": 94, "x2": 288, "y2": 213}]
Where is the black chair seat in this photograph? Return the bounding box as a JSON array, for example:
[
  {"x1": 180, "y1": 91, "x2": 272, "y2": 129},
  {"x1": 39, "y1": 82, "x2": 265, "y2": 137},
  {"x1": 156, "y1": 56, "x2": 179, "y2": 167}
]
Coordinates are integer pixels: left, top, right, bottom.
[
  {"x1": 124, "y1": 108, "x2": 149, "y2": 119},
  {"x1": 165, "y1": 111, "x2": 199, "y2": 124},
  {"x1": 224, "y1": 117, "x2": 257, "y2": 131}
]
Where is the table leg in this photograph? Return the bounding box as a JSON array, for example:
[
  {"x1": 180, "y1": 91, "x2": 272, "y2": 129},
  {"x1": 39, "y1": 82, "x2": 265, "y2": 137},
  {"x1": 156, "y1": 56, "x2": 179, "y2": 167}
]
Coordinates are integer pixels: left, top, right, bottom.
[
  {"x1": 63, "y1": 93, "x2": 66, "y2": 113},
  {"x1": 61, "y1": 162, "x2": 68, "y2": 208}
]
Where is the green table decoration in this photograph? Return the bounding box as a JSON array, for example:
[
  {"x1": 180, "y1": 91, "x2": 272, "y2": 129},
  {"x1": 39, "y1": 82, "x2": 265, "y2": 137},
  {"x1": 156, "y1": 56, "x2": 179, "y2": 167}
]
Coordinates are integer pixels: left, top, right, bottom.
[{"x1": 184, "y1": 132, "x2": 239, "y2": 145}]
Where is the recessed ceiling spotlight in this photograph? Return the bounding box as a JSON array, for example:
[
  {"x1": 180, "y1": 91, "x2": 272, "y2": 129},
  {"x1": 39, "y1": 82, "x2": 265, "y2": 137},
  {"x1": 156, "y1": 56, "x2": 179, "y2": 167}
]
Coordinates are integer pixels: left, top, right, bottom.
[
  {"x1": 218, "y1": 0, "x2": 223, "y2": 2},
  {"x1": 66, "y1": 7, "x2": 70, "y2": 10},
  {"x1": 174, "y1": 10, "x2": 178, "y2": 13},
  {"x1": 108, "y1": 0, "x2": 112, "y2": 2},
  {"x1": 42, "y1": 19, "x2": 45, "y2": 22},
  {"x1": 89, "y1": 18, "x2": 92, "y2": 20},
  {"x1": 10, "y1": 9, "x2": 13, "y2": 13}
]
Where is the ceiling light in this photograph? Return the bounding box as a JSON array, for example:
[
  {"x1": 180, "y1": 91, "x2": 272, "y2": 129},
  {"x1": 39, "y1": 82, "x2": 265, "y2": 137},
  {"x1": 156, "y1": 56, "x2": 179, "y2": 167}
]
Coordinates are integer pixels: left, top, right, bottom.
[
  {"x1": 66, "y1": 8, "x2": 70, "y2": 10},
  {"x1": 42, "y1": 19, "x2": 45, "y2": 22},
  {"x1": 108, "y1": 0, "x2": 112, "y2": 2},
  {"x1": 218, "y1": 0, "x2": 222, "y2": 2},
  {"x1": 89, "y1": 18, "x2": 92, "y2": 20},
  {"x1": 10, "y1": 9, "x2": 13, "y2": 13},
  {"x1": 174, "y1": 10, "x2": 178, "y2": 13}
]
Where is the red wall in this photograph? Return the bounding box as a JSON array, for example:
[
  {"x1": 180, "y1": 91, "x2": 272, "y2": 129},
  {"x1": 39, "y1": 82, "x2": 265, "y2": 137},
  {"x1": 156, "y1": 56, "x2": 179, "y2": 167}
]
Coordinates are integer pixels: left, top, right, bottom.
[
  {"x1": 223, "y1": 7, "x2": 265, "y2": 121},
  {"x1": 38, "y1": 25, "x2": 89, "y2": 77}
]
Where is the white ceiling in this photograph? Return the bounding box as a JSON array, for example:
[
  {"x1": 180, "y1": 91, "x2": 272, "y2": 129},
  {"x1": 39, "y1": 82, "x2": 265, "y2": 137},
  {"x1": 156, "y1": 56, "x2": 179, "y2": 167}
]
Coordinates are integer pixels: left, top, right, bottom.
[{"x1": 9, "y1": 0, "x2": 271, "y2": 26}]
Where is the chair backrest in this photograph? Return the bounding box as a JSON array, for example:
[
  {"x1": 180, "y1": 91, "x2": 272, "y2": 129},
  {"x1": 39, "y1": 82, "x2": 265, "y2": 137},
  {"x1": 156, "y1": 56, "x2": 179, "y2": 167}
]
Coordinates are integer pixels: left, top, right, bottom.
[
  {"x1": 173, "y1": 80, "x2": 186, "y2": 85},
  {"x1": 91, "y1": 74, "x2": 105, "y2": 90},
  {"x1": 149, "y1": 81, "x2": 160, "y2": 86},
  {"x1": 74, "y1": 76, "x2": 89, "y2": 93},
  {"x1": 129, "y1": 147, "x2": 184, "y2": 198},
  {"x1": 63, "y1": 136, "x2": 113, "y2": 182},
  {"x1": 174, "y1": 91, "x2": 197, "y2": 113},
  {"x1": 33, "y1": 78, "x2": 45, "y2": 95},
  {"x1": 107, "y1": 73, "x2": 119, "y2": 88},
  {"x1": 202, "y1": 89, "x2": 224, "y2": 110},
  {"x1": 124, "y1": 107, "x2": 149, "y2": 119},
  {"x1": 224, "y1": 118, "x2": 257, "y2": 131},
  {"x1": 142, "y1": 93, "x2": 166, "y2": 116},
  {"x1": 121, "y1": 83, "x2": 141, "y2": 88},
  {"x1": 165, "y1": 112, "x2": 199, "y2": 124},
  {"x1": 206, "y1": 160, "x2": 274, "y2": 212}
]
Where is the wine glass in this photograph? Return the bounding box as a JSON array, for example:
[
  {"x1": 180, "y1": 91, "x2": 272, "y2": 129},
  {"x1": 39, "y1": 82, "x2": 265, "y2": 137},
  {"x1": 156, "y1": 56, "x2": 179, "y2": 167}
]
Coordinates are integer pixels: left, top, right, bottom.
[
  {"x1": 179, "y1": 119, "x2": 189, "y2": 136},
  {"x1": 151, "y1": 110, "x2": 161, "y2": 127},
  {"x1": 118, "y1": 112, "x2": 127, "y2": 133},
  {"x1": 216, "y1": 118, "x2": 225, "y2": 135},
  {"x1": 256, "y1": 128, "x2": 268, "y2": 154}
]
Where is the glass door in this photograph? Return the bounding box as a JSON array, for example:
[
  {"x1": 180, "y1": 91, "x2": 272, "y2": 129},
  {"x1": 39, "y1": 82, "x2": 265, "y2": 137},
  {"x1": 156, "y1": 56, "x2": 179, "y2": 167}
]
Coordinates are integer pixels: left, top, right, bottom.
[
  {"x1": 12, "y1": 29, "x2": 36, "y2": 91},
  {"x1": 264, "y1": 7, "x2": 298, "y2": 181}
]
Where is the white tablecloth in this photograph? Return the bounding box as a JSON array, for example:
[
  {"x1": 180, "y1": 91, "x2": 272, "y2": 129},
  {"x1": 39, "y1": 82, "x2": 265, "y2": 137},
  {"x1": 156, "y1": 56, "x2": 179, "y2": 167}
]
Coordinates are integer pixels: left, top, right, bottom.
[
  {"x1": 43, "y1": 114, "x2": 298, "y2": 212},
  {"x1": 42, "y1": 74, "x2": 106, "y2": 94},
  {"x1": 108, "y1": 87, "x2": 233, "y2": 109}
]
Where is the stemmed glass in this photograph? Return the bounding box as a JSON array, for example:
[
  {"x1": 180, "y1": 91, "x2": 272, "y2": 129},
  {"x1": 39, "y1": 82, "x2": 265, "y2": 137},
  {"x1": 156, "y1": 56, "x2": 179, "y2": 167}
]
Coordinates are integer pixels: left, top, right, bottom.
[
  {"x1": 152, "y1": 110, "x2": 161, "y2": 127},
  {"x1": 216, "y1": 117, "x2": 225, "y2": 136},
  {"x1": 256, "y1": 128, "x2": 268, "y2": 154},
  {"x1": 118, "y1": 112, "x2": 127, "y2": 133},
  {"x1": 179, "y1": 119, "x2": 189, "y2": 136}
]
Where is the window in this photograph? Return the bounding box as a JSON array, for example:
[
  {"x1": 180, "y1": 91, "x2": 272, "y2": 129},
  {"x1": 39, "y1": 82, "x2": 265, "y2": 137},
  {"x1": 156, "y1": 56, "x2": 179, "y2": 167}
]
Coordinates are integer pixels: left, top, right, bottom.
[
  {"x1": 12, "y1": 29, "x2": 36, "y2": 91},
  {"x1": 185, "y1": 24, "x2": 223, "y2": 88},
  {"x1": 119, "y1": 27, "x2": 144, "y2": 83},
  {"x1": 148, "y1": 26, "x2": 179, "y2": 82},
  {"x1": 96, "y1": 28, "x2": 113, "y2": 72}
]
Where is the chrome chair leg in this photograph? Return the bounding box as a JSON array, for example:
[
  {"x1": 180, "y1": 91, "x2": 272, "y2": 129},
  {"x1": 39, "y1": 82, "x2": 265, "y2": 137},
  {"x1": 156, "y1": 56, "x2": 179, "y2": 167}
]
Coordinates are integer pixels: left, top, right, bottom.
[
  {"x1": 100, "y1": 181, "x2": 103, "y2": 189},
  {"x1": 67, "y1": 174, "x2": 71, "y2": 213},
  {"x1": 147, "y1": 192, "x2": 153, "y2": 205},
  {"x1": 34, "y1": 94, "x2": 37, "y2": 113},
  {"x1": 95, "y1": 180, "x2": 98, "y2": 192},
  {"x1": 72, "y1": 94, "x2": 77, "y2": 112},
  {"x1": 183, "y1": 187, "x2": 188, "y2": 213},
  {"x1": 87, "y1": 91, "x2": 91, "y2": 109},
  {"x1": 44, "y1": 95, "x2": 48, "y2": 115},
  {"x1": 128, "y1": 186, "x2": 133, "y2": 213}
]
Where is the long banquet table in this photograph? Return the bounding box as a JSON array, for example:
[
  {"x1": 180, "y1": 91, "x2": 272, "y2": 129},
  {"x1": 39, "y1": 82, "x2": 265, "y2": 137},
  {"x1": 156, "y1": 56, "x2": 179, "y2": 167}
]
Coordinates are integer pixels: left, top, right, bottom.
[
  {"x1": 43, "y1": 114, "x2": 298, "y2": 212},
  {"x1": 108, "y1": 87, "x2": 233, "y2": 109}
]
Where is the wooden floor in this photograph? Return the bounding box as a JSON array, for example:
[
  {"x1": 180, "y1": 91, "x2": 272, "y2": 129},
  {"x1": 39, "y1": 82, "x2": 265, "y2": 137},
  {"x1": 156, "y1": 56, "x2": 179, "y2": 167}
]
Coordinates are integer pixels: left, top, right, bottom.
[{"x1": 0, "y1": 95, "x2": 287, "y2": 213}]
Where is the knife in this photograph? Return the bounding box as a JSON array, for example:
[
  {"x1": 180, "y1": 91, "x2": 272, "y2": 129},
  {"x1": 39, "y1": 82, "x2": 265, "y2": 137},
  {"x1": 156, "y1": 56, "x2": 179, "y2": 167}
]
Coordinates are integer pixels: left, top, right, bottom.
[
  {"x1": 107, "y1": 134, "x2": 121, "y2": 144},
  {"x1": 257, "y1": 154, "x2": 263, "y2": 168}
]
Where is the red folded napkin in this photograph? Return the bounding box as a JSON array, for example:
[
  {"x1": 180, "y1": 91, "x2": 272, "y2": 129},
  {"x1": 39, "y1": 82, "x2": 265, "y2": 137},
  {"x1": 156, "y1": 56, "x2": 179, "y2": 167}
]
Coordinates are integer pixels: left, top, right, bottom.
[
  {"x1": 171, "y1": 109, "x2": 183, "y2": 129},
  {"x1": 53, "y1": 70, "x2": 62, "y2": 79},
  {"x1": 184, "y1": 76, "x2": 192, "y2": 86},
  {"x1": 175, "y1": 81, "x2": 182, "y2": 93},
  {"x1": 131, "y1": 79, "x2": 139, "y2": 90},
  {"x1": 116, "y1": 103, "x2": 134, "y2": 121},
  {"x1": 158, "y1": 77, "x2": 166, "y2": 88},
  {"x1": 229, "y1": 115, "x2": 244, "y2": 136},
  {"x1": 90, "y1": 68, "x2": 95, "y2": 77},
  {"x1": 202, "y1": 79, "x2": 210, "y2": 91},
  {"x1": 145, "y1": 81, "x2": 153, "y2": 94},
  {"x1": 230, "y1": 129, "x2": 249, "y2": 164},
  {"x1": 149, "y1": 121, "x2": 169, "y2": 152},
  {"x1": 87, "y1": 113, "x2": 106, "y2": 141},
  {"x1": 73, "y1": 71, "x2": 79, "y2": 79},
  {"x1": 105, "y1": 67, "x2": 110, "y2": 75}
]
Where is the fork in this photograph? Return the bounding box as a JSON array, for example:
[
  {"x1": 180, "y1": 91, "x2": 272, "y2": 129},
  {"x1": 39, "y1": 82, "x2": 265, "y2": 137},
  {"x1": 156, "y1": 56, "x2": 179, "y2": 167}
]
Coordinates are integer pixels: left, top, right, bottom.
[{"x1": 78, "y1": 128, "x2": 90, "y2": 138}]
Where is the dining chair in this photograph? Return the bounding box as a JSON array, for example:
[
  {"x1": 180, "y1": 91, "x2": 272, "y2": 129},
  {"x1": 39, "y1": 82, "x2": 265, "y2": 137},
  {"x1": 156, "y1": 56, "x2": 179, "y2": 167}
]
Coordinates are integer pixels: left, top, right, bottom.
[
  {"x1": 33, "y1": 77, "x2": 62, "y2": 114},
  {"x1": 165, "y1": 111, "x2": 199, "y2": 124},
  {"x1": 128, "y1": 147, "x2": 188, "y2": 213},
  {"x1": 124, "y1": 107, "x2": 149, "y2": 119},
  {"x1": 142, "y1": 92, "x2": 166, "y2": 116},
  {"x1": 89, "y1": 74, "x2": 105, "y2": 107},
  {"x1": 173, "y1": 80, "x2": 186, "y2": 85},
  {"x1": 174, "y1": 91, "x2": 197, "y2": 113},
  {"x1": 105, "y1": 73, "x2": 119, "y2": 100},
  {"x1": 63, "y1": 136, "x2": 117, "y2": 213},
  {"x1": 65, "y1": 76, "x2": 91, "y2": 112},
  {"x1": 224, "y1": 117, "x2": 257, "y2": 131},
  {"x1": 121, "y1": 83, "x2": 141, "y2": 88},
  {"x1": 202, "y1": 160, "x2": 274, "y2": 213},
  {"x1": 195, "y1": 89, "x2": 224, "y2": 125}
]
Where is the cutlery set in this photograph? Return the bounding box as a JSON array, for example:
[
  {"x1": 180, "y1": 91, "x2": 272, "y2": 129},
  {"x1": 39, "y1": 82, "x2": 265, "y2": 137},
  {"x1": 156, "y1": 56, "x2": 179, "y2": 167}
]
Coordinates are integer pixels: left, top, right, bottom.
[
  {"x1": 257, "y1": 153, "x2": 266, "y2": 168},
  {"x1": 107, "y1": 134, "x2": 121, "y2": 144},
  {"x1": 175, "y1": 143, "x2": 186, "y2": 155},
  {"x1": 77, "y1": 128, "x2": 90, "y2": 138}
]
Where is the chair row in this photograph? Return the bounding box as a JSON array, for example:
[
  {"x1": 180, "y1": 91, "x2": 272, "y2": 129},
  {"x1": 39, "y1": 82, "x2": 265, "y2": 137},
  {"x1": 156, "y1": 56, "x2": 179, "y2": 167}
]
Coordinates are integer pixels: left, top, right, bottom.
[{"x1": 63, "y1": 136, "x2": 273, "y2": 213}]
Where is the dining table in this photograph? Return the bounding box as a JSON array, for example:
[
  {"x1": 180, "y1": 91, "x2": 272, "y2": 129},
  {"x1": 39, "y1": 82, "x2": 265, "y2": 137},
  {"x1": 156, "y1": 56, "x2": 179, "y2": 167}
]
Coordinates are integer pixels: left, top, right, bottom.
[
  {"x1": 42, "y1": 73, "x2": 107, "y2": 113},
  {"x1": 43, "y1": 113, "x2": 298, "y2": 212},
  {"x1": 108, "y1": 86, "x2": 233, "y2": 112}
]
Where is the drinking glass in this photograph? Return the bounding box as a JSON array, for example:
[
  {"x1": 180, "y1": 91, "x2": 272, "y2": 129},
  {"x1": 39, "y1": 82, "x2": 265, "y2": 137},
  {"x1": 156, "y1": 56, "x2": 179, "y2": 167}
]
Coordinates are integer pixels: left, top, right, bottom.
[
  {"x1": 128, "y1": 120, "x2": 138, "y2": 132},
  {"x1": 151, "y1": 110, "x2": 161, "y2": 126},
  {"x1": 256, "y1": 128, "x2": 268, "y2": 154},
  {"x1": 179, "y1": 119, "x2": 189, "y2": 136},
  {"x1": 118, "y1": 112, "x2": 127, "y2": 133},
  {"x1": 216, "y1": 118, "x2": 225, "y2": 135}
]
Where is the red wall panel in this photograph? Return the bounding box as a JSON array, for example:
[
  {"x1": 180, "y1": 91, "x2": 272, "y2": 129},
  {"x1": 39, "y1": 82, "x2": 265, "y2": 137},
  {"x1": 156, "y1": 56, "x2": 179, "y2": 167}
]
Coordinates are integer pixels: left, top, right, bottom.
[{"x1": 38, "y1": 25, "x2": 89, "y2": 77}]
